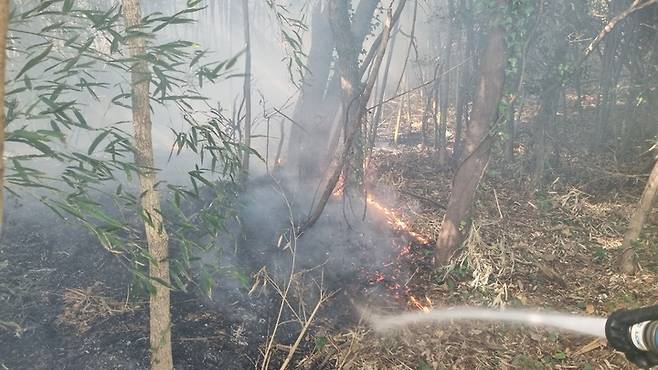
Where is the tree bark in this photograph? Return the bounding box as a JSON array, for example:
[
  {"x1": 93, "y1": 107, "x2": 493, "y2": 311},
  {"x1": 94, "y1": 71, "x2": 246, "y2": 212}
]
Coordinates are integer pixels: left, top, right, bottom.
[
  {"x1": 435, "y1": 3, "x2": 506, "y2": 266},
  {"x1": 436, "y1": 0, "x2": 455, "y2": 166},
  {"x1": 592, "y1": 0, "x2": 627, "y2": 152},
  {"x1": 123, "y1": 1, "x2": 173, "y2": 369},
  {"x1": 303, "y1": 4, "x2": 393, "y2": 230},
  {"x1": 452, "y1": 0, "x2": 475, "y2": 166},
  {"x1": 619, "y1": 144, "x2": 658, "y2": 274},
  {"x1": 241, "y1": 0, "x2": 252, "y2": 181},
  {"x1": 531, "y1": 42, "x2": 566, "y2": 190},
  {"x1": 286, "y1": 1, "x2": 334, "y2": 179},
  {"x1": 0, "y1": 0, "x2": 8, "y2": 238}
]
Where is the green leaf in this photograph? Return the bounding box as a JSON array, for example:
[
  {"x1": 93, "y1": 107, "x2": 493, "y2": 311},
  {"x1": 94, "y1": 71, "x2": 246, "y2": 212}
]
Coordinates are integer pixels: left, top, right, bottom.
[
  {"x1": 63, "y1": 0, "x2": 74, "y2": 12},
  {"x1": 314, "y1": 336, "x2": 327, "y2": 351},
  {"x1": 552, "y1": 351, "x2": 566, "y2": 360},
  {"x1": 16, "y1": 43, "x2": 53, "y2": 80},
  {"x1": 88, "y1": 130, "x2": 111, "y2": 154}
]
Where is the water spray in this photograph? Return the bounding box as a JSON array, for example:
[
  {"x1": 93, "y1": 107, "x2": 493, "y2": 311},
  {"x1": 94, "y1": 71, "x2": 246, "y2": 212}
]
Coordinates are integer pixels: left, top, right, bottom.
[{"x1": 368, "y1": 304, "x2": 658, "y2": 368}]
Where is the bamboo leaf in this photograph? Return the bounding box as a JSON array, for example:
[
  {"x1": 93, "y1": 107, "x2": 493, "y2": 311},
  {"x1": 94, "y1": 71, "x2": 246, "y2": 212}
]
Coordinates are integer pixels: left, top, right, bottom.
[{"x1": 16, "y1": 44, "x2": 53, "y2": 80}]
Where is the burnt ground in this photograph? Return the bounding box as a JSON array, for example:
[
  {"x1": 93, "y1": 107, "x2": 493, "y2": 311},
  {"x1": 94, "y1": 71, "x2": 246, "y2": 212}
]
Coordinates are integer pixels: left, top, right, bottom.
[{"x1": 0, "y1": 179, "x2": 414, "y2": 369}]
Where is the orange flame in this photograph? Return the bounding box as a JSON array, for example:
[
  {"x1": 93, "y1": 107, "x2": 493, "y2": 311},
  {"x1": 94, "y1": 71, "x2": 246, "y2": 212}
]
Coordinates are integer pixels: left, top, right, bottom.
[
  {"x1": 409, "y1": 295, "x2": 433, "y2": 312},
  {"x1": 366, "y1": 195, "x2": 430, "y2": 244}
]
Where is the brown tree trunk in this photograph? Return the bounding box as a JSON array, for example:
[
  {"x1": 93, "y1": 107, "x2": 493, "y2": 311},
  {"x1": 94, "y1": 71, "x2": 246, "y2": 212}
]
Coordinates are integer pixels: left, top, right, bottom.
[
  {"x1": 123, "y1": 1, "x2": 173, "y2": 369},
  {"x1": 241, "y1": 0, "x2": 252, "y2": 180},
  {"x1": 435, "y1": 4, "x2": 506, "y2": 266},
  {"x1": 0, "y1": 0, "x2": 7, "y2": 238},
  {"x1": 369, "y1": 22, "x2": 401, "y2": 152},
  {"x1": 293, "y1": 0, "x2": 381, "y2": 175},
  {"x1": 286, "y1": 1, "x2": 334, "y2": 179},
  {"x1": 303, "y1": 4, "x2": 393, "y2": 230},
  {"x1": 452, "y1": 0, "x2": 474, "y2": 166},
  {"x1": 531, "y1": 43, "x2": 566, "y2": 190},
  {"x1": 592, "y1": 0, "x2": 626, "y2": 152},
  {"x1": 619, "y1": 143, "x2": 658, "y2": 274}
]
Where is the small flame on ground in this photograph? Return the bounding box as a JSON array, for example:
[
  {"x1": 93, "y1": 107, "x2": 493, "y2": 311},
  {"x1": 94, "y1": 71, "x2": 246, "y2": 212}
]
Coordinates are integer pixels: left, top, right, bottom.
[
  {"x1": 366, "y1": 195, "x2": 430, "y2": 244},
  {"x1": 409, "y1": 295, "x2": 433, "y2": 313}
]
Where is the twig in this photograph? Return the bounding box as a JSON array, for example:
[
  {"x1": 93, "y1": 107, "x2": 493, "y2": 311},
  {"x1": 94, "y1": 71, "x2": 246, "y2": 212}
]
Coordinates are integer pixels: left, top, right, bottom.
[
  {"x1": 493, "y1": 188, "x2": 503, "y2": 219},
  {"x1": 261, "y1": 181, "x2": 298, "y2": 370},
  {"x1": 584, "y1": 0, "x2": 658, "y2": 57},
  {"x1": 279, "y1": 274, "x2": 333, "y2": 370}
]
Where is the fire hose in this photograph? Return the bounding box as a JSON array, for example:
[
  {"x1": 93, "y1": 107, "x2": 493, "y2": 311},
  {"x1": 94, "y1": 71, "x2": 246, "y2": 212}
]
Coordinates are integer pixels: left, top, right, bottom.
[{"x1": 607, "y1": 304, "x2": 658, "y2": 368}]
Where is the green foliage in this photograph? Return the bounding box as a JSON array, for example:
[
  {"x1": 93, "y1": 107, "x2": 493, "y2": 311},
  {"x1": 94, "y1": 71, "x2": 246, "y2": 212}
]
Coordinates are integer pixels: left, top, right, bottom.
[
  {"x1": 264, "y1": 0, "x2": 309, "y2": 86},
  {"x1": 593, "y1": 246, "x2": 607, "y2": 262},
  {"x1": 552, "y1": 350, "x2": 567, "y2": 361},
  {"x1": 314, "y1": 336, "x2": 328, "y2": 351},
  {"x1": 5, "y1": 0, "x2": 245, "y2": 296},
  {"x1": 418, "y1": 359, "x2": 433, "y2": 370}
]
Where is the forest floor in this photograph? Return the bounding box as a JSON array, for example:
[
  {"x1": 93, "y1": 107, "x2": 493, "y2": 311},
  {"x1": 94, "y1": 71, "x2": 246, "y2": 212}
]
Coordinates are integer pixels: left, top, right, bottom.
[
  {"x1": 306, "y1": 97, "x2": 658, "y2": 369},
  {"x1": 1, "y1": 97, "x2": 657, "y2": 370}
]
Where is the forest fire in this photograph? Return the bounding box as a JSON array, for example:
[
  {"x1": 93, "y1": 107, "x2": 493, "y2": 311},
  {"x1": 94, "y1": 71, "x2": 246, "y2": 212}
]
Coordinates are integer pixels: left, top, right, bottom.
[
  {"x1": 353, "y1": 193, "x2": 438, "y2": 313},
  {"x1": 366, "y1": 195, "x2": 431, "y2": 245},
  {"x1": 409, "y1": 295, "x2": 433, "y2": 313}
]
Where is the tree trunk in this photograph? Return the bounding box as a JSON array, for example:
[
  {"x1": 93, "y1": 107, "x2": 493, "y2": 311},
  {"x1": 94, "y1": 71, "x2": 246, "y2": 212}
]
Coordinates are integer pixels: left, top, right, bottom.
[
  {"x1": 619, "y1": 145, "x2": 658, "y2": 274},
  {"x1": 303, "y1": 4, "x2": 393, "y2": 230},
  {"x1": 435, "y1": 4, "x2": 506, "y2": 266},
  {"x1": 452, "y1": 0, "x2": 474, "y2": 166},
  {"x1": 286, "y1": 1, "x2": 334, "y2": 179},
  {"x1": 123, "y1": 1, "x2": 173, "y2": 369},
  {"x1": 436, "y1": 0, "x2": 455, "y2": 166},
  {"x1": 241, "y1": 0, "x2": 252, "y2": 181},
  {"x1": 531, "y1": 44, "x2": 566, "y2": 190},
  {"x1": 0, "y1": 0, "x2": 7, "y2": 238},
  {"x1": 369, "y1": 22, "x2": 400, "y2": 152},
  {"x1": 592, "y1": 0, "x2": 627, "y2": 152}
]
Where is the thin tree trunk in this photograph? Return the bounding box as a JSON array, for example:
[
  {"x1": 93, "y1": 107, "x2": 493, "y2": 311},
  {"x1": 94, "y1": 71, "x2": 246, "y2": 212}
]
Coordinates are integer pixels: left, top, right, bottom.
[
  {"x1": 531, "y1": 38, "x2": 567, "y2": 190},
  {"x1": 393, "y1": 99, "x2": 403, "y2": 145},
  {"x1": 369, "y1": 22, "x2": 401, "y2": 152},
  {"x1": 437, "y1": 0, "x2": 455, "y2": 166},
  {"x1": 123, "y1": 1, "x2": 172, "y2": 369},
  {"x1": 393, "y1": 0, "x2": 418, "y2": 96},
  {"x1": 241, "y1": 0, "x2": 252, "y2": 180},
  {"x1": 452, "y1": 0, "x2": 474, "y2": 165},
  {"x1": 0, "y1": 0, "x2": 7, "y2": 238},
  {"x1": 435, "y1": 3, "x2": 506, "y2": 265},
  {"x1": 619, "y1": 145, "x2": 658, "y2": 274},
  {"x1": 592, "y1": 0, "x2": 626, "y2": 152}
]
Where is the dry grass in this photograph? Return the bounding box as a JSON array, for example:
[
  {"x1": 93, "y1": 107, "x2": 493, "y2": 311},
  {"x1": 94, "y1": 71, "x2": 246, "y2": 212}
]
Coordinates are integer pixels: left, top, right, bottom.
[
  {"x1": 309, "y1": 144, "x2": 658, "y2": 370},
  {"x1": 56, "y1": 283, "x2": 140, "y2": 333}
]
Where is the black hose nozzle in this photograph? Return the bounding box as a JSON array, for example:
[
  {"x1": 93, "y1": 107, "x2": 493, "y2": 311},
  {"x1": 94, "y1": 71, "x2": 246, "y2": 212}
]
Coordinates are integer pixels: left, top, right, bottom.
[{"x1": 606, "y1": 305, "x2": 658, "y2": 368}]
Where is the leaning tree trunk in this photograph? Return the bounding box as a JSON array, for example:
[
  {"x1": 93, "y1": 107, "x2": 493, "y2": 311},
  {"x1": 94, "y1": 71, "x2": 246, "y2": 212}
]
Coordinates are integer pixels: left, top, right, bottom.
[
  {"x1": 435, "y1": 3, "x2": 506, "y2": 265},
  {"x1": 619, "y1": 143, "x2": 658, "y2": 274},
  {"x1": 241, "y1": 0, "x2": 252, "y2": 181},
  {"x1": 123, "y1": 1, "x2": 173, "y2": 369},
  {"x1": 0, "y1": 0, "x2": 7, "y2": 238}
]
